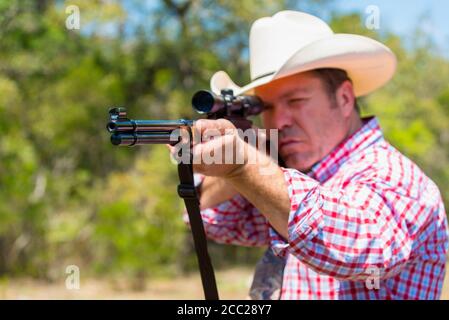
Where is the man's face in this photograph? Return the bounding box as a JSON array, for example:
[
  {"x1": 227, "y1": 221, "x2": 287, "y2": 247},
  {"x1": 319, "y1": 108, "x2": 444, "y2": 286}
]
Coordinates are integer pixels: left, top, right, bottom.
[{"x1": 256, "y1": 71, "x2": 352, "y2": 172}]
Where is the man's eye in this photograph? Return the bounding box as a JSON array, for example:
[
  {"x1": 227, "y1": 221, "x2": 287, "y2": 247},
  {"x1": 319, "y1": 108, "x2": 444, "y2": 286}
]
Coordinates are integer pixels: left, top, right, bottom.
[{"x1": 288, "y1": 98, "x2": 307, "y2": 105}]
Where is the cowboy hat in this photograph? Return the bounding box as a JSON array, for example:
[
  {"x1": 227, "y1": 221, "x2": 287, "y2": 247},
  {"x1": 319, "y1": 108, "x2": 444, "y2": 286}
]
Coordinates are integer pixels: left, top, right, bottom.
[{"x1": 210, "y1": 10, "x2": 397, "y2": 97}]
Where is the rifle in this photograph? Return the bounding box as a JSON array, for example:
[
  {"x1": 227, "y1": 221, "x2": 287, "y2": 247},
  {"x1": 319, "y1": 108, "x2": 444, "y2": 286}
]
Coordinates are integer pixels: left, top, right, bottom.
[{"x1": 106, "y1": 89, "x2": 264, "y2": 300}]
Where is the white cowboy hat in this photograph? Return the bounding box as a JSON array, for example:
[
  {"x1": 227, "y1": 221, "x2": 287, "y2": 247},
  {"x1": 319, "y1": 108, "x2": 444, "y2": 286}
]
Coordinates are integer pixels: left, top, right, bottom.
[{"x1": 210, "y1": 10, "x2": 397, "y2": 97}]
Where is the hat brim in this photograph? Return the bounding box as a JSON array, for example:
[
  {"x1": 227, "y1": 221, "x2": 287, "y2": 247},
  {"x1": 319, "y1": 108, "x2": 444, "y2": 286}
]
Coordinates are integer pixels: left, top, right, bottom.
[{"x1": 211, "y1": 33, "x2": 396, "y2": 97}]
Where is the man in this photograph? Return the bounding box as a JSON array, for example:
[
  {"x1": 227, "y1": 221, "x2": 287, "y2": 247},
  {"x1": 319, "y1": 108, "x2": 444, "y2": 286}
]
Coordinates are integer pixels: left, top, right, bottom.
[{"x1": 184, "y1": 11, "x2": 449, "y2": 299}]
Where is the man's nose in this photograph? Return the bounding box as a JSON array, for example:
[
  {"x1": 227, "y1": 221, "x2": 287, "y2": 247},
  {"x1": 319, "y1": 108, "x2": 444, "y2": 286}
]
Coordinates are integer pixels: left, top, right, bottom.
[{"x1": 271, "y1": 105, "x2": 294, "y2": 130}]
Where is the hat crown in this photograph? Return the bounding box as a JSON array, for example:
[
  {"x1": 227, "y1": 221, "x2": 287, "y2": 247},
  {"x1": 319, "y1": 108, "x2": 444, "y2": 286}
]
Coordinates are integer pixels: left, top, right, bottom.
[{"x1": 249, "y1": 11, "x2": 333, "y2": 80}]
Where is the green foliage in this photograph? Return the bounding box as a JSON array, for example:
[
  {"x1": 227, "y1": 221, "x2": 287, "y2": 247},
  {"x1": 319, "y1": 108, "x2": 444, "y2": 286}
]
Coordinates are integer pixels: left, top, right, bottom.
[
  {"x1": 0, "y1": 0, "x2": 448, "y2": 284},
  {"x1": 93, "y1": 146, "x2": 184, "y2": 278}
]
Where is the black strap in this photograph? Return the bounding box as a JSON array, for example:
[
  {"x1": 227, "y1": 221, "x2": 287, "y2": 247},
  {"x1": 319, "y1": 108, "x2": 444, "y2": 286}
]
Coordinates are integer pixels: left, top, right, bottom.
[{"x1": 176, "y1": 132, "x2": 219, "y2": 300}]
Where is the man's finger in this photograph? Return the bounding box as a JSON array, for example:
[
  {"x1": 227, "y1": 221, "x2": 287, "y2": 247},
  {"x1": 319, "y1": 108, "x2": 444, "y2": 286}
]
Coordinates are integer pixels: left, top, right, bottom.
[
  {"x1": 194, "y1": 118, "x2": 235, "y2": 134},
  {"x1": 166, "y1": 144, "x2": 175, "y2": 152}
]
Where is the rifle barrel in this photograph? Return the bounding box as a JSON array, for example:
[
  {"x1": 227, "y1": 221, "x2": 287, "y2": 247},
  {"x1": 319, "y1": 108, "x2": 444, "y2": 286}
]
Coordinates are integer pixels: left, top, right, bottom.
[
  {"x1": 111, "y1": 132, "x2": 179, "y2": 146},
  {"x1": 107, "y1": 119, "x2": 193, "y2": 133}
]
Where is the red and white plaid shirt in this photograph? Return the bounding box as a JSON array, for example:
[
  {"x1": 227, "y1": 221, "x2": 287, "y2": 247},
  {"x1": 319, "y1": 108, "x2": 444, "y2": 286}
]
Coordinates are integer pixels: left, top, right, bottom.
[{"x1": 193, "y1": 117, "x2": 449, "y2": 299}]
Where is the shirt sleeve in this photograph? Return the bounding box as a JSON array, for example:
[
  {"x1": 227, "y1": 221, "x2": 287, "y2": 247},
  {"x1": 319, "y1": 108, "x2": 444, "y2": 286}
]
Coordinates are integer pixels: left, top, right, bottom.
[
  {"x1": 269, "y1": 167, "x2": 430, "y2": 281},
  {"x1": 183, "y1": 175, "x2": 270, "y2": 247}
]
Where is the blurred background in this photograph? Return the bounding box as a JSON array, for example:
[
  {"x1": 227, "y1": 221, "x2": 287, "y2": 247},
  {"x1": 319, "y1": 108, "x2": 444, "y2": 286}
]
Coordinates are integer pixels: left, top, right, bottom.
[{"x1": 0, "y1": 0, "x2": 448, "y2": 299}]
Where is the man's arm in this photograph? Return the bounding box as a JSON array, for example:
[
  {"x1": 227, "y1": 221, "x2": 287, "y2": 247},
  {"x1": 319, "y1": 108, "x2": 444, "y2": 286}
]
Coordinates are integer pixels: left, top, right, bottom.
[
  {"x1": 192, "y1": 118, "x2": 291, "y2": 238},
  {"x1": 221, "y1": 161, "x2": 417, "y2": 281},
  {"x1": 224, "y1": 161, "x2": 446, "y2": 281},
  {"x1": 199, "y1": 176, "x2": 239, "y2": 210},
  {"x1": 224, "y1": 154, "x2": 290, "y2": 239},
  {"x1": 183, "y1": 171, "x2": 270, "y2": 247}
]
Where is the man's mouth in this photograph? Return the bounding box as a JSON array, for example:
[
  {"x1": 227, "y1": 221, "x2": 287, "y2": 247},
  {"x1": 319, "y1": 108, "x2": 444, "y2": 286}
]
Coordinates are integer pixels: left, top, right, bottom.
[
  {"x1": 279, "y1": 139, "x2": 303, "y2": 148},
  {"x1": 279, "y1": 139, "x2": 305, "y2": 155}
]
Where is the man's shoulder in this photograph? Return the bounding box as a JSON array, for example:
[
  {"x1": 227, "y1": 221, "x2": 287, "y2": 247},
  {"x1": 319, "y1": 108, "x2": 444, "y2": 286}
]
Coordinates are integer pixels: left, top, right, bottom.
[{"x1": 343, "y1": 140, "x2": 441, "y2": 202}]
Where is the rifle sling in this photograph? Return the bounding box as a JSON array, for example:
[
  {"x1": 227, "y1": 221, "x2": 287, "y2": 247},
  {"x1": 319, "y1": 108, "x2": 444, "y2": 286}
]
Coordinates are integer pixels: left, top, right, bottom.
[{"x1": 177, "y1": 161, "x2": 219, "y2": 300}]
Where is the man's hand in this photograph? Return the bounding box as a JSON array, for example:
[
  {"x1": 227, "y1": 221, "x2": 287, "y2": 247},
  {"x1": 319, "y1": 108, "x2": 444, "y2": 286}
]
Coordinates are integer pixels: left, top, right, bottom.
[
  {"x1": 193, "y1": 119, "x2": 291, "y2": 238},
  {"x1": 169, "y1": 118, "x2": 291, "y2": 238},
  {"x1": 191, "y1": 118, "x2": 245, "y2": 178},
  {"x1": 198, "y1": 176, "x2": 239, "y2": 210}
]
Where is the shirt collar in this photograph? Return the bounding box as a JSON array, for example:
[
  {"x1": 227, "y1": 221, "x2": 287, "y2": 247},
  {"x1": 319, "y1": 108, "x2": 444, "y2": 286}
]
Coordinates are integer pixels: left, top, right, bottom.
[{"x1": 305, "y1": 116, "x2": 384, "y2": 183}]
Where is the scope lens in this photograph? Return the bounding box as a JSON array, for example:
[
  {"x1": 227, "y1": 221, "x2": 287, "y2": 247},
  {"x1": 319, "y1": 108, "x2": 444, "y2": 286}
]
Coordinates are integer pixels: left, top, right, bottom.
[{"x1": 191, "y1": 90, "x2": 215, "y2": 113}]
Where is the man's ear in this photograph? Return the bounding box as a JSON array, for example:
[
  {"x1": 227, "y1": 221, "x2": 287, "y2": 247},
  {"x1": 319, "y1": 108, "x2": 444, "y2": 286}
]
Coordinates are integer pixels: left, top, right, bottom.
[{"x1": 336, "y1": 80, "x2": 356, "y2": 118}]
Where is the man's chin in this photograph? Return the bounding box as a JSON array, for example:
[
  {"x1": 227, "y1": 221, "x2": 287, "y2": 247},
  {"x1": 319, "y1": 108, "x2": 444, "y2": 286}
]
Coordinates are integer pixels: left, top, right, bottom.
[{"x1": 282, "y1": 153, "x2": 316, "y2": 172}]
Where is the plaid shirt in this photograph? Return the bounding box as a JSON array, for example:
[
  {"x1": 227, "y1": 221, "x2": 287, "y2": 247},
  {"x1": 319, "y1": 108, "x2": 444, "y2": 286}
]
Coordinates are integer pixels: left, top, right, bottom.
[{"x1": 193, "y1": 117, "x2": 449, "y2": 299}]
